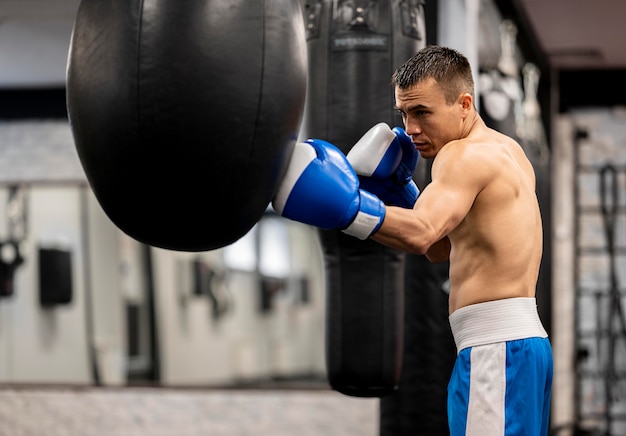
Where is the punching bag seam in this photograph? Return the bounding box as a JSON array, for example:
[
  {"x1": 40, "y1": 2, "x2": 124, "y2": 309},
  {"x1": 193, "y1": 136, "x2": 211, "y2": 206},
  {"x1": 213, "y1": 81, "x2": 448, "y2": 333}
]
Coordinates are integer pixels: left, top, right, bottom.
[
  {"x1": 324, "y1": 1, "x2": 332, "y2": 140},
  {"x1": 389, "y1": 0, "x2": 398, "y2": 122},
  {"x1": 251, "y1": 0, "x2": 267, "y2": 169},
  {"x1": 135, "y1": 0, "x2": 145, "y2": 138}
]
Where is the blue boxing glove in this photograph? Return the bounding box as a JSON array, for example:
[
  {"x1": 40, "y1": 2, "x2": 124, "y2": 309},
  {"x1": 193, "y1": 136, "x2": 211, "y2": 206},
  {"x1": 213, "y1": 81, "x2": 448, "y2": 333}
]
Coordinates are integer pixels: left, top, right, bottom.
[
  {"x1": 272, "y1": 139, "x2": 385, "y2": 240},
  {"x1": 347, "y1": 122, "x2": 420, "y2": 208}
]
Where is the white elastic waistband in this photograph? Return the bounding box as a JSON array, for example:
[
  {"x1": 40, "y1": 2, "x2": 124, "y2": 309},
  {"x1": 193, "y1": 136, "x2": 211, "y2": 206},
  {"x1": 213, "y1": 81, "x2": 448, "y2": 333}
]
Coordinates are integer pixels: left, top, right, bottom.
[{"x1": 449, "y1": 297, "x2": 548, "y2": 353}]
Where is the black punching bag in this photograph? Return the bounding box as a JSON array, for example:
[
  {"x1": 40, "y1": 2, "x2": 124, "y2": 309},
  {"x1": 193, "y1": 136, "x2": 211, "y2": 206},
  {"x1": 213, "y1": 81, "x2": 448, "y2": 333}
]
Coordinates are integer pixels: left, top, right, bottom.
[
  {"x1": 67, "y1": 0, "x2": 307, "y2": 251},
  {"x1": 380, "y1": 228, "x2": 457, "y2": 434},
  {"x1": 301, "y1": 0, "x2": 425, "y2": 397}
]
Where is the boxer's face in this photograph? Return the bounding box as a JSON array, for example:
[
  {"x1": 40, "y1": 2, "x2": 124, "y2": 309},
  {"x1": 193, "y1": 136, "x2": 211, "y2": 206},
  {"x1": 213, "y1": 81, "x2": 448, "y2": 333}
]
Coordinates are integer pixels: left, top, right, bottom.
[{"x1": 394, "y1": 77, "x2": 468, "y2": 159}]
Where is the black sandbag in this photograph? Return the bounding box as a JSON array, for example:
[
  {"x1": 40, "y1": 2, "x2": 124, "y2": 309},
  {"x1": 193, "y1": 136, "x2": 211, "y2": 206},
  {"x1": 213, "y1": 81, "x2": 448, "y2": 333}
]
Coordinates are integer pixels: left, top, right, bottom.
[
  {"x1": 322, "y1": 230, "x2": 405, "y2": 397},
  {"x1": 301, "y1": 0, "x2": 425, "y2": 397},
  {"x1": 379, "y1": 254, "x2": 456, "y2": 435},
  {"x1": 67, "y1": 0, "x2": 307, "y2": 251}
]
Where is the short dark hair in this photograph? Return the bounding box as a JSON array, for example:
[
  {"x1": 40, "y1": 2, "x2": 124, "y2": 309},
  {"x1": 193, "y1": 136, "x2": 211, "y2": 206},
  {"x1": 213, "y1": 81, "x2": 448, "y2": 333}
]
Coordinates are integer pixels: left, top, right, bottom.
[{"x1": 391, "y1": 45, "x2": 475, "y2": 105}]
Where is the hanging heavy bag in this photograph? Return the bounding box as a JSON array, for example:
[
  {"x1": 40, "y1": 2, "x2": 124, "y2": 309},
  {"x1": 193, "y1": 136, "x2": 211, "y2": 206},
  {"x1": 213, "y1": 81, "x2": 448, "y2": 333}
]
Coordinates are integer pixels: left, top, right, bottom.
[
  {"x1": 301, "y1": 0, "x2": 425, "y2": 397},
  {"x1": 66, "y1": 0, "x2": 307, "y2": 251}
]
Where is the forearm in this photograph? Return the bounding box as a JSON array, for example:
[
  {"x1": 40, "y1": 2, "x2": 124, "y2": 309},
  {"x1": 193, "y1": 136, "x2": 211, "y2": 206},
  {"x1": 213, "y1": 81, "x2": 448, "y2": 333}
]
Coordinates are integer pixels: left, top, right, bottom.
[{"x1": 370, "y1": 206, "x2": 441, "y2": 256}]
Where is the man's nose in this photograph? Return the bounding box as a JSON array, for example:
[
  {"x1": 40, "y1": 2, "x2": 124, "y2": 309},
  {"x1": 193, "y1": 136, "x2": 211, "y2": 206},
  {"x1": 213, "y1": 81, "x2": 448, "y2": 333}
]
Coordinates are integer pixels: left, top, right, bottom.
[{"x1": 404, "y1": 118, "x2": 422, "y2": 136}]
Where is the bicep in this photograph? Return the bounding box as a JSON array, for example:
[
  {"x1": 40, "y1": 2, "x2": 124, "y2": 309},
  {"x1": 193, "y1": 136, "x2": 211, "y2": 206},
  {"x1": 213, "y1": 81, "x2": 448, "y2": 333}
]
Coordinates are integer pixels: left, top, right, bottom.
[
  {"x1": 413, "y1": 177, "x2": 475, "y2": 239},
  {"x1": 416, "y1": 147, "x2": 489, "y2": 238}
]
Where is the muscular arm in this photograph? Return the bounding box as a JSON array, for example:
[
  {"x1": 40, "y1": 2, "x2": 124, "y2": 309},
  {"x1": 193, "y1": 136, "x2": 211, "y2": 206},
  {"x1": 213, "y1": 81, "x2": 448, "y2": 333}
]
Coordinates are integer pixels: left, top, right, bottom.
[
  {"x1": 371, "y1": 141, "x2": 486, "y2": 258},
  {"x1": 370, "y1": 184, "x2": 463, "y2": 256}
]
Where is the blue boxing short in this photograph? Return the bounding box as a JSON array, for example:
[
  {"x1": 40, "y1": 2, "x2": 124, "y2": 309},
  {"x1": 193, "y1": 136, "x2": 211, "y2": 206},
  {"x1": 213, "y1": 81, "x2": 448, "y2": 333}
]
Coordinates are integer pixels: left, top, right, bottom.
[{"x1": 447, "y1": 298, "x2": 553, "y2": 436}]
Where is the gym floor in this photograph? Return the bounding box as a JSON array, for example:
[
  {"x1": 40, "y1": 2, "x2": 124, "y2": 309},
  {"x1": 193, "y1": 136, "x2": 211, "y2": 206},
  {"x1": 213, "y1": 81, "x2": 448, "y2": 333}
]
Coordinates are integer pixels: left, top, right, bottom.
[{"x1": 0, "y1": 386, "x2": 378, "y2": 436}]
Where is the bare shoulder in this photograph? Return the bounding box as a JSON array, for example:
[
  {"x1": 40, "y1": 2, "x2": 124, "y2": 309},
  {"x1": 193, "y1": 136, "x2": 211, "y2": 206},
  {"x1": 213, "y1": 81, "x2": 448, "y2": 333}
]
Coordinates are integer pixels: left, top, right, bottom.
[
  {"x1": 431, "y1": 137, "x2": 498, "y2": 192},
  {"x1": 432, "y1": 131, "x2": 537, "y2": 214}
]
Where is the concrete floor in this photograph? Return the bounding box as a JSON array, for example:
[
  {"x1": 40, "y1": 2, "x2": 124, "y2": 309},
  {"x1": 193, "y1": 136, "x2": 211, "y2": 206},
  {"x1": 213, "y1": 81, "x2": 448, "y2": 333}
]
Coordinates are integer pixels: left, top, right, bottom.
[{"x1": 0, "y1": 386, "x2": 379, "y2": 436}]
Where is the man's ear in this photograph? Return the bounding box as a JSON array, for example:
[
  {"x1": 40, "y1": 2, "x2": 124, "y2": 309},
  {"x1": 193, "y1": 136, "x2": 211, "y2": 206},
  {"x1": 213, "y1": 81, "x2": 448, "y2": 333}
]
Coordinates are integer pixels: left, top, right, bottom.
[{"x1": 459, "y1": 92, "x2": 473, "y2": 112}]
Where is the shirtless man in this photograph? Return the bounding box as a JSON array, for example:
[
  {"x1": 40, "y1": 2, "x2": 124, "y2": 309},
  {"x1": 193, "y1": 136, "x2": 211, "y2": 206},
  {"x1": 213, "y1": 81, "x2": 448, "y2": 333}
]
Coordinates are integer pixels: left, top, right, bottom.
[{"x1": 273, "y1": 45, "x2": 553, "y2": 435}]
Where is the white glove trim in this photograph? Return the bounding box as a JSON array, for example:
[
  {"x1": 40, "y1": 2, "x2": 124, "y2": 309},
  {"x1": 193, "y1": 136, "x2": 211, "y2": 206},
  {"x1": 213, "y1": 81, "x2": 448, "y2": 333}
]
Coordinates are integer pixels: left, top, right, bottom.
[
  {"x1": 346, "y1": 122, "x2": 396, "y2": 176},
  {"x1": 273, "y1": 142, "x2": 316, "y2": 214},
  {"x1": 342, "y1": 210, "x2": 382, "y2": 240}
]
